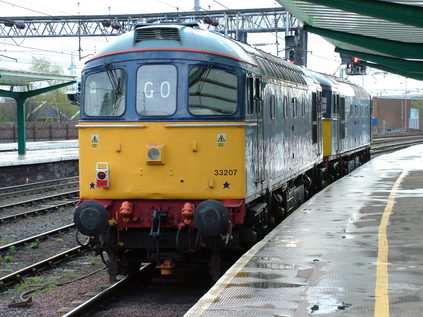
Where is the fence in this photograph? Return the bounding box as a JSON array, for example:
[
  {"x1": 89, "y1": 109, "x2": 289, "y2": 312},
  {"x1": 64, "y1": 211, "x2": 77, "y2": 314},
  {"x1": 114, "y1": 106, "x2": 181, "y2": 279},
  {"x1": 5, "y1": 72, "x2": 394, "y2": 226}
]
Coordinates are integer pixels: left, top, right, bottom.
[{"x1": 0, "y1": 121, "x2": 78, "y2": 143}]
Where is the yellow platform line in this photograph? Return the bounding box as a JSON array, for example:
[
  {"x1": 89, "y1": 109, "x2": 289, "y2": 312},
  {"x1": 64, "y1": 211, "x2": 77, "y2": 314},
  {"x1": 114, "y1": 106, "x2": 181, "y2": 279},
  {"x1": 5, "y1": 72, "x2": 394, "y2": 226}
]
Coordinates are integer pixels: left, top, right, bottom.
[{"x1": 374, "y1": 169, "x2": 408, "y2": 317}]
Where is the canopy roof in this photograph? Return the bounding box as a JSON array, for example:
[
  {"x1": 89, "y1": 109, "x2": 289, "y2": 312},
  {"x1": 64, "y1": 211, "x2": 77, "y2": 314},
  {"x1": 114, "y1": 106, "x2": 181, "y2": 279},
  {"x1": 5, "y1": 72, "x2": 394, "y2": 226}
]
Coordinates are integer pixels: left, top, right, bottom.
[
  {"x1": 0, "y1": 68, "x2": 76, "y2": 86},
  {"x1": 276, "y1": 0, "x2": 423, "y2": 80},
  {"x1": 0, "y1": 68, "x2": 76, "y2": 155}
]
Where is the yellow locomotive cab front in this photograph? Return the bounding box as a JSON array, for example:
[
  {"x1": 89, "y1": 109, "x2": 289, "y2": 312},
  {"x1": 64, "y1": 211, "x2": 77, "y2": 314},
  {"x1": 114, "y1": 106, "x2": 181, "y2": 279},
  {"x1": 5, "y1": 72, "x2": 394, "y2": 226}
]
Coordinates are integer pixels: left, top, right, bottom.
[{"x1": 77, "y1": 122, "x2": 246, "y2": 201}]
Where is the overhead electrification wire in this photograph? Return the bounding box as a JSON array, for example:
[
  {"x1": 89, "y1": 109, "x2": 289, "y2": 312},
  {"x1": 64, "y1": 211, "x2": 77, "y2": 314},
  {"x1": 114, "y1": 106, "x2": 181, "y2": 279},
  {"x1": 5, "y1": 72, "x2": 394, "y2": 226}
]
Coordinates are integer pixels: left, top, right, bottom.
[
  {"x1": 155, "y1": 0, "x2": 181, "y2": 10},
  {"x1": 212, "y1": 0, "x2": 230, "y2": 10},
  {"x1": 0, "y1": 0, "x2": 51, "y2": 16},
  {"x1": 1, "y1": 41, "x2": 74, "y2": 56}
]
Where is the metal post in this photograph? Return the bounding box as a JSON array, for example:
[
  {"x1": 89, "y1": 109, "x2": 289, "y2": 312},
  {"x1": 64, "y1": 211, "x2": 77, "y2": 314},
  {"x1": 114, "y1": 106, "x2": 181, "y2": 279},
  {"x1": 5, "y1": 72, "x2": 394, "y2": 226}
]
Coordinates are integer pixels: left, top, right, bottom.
[
  {"x1": 297, "y1": 28, "x2": 308, "y2": 67},
  {"x1": 224, "y1": 13, "x2": 228, "y2": 38},
  {"x1": 274, "y1": 11, "x2": 279, "y2": 56},
  {"x1": 285, "y1": 11, "x2": 290, "y2": 60},
  {"x1": 15, "y1": 97, "x2": 27, "y2": 155},
  {"x1": 194, "y1": 0, "x2": 200, "y2": 11}
]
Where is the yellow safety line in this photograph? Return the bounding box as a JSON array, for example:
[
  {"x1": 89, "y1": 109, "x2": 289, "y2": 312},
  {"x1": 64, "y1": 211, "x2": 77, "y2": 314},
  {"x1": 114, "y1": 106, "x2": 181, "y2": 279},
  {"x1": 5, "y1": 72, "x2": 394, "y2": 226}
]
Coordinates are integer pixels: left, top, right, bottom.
[{"x1": 374, "y1": 169, "x2": 408, "y2": 317}]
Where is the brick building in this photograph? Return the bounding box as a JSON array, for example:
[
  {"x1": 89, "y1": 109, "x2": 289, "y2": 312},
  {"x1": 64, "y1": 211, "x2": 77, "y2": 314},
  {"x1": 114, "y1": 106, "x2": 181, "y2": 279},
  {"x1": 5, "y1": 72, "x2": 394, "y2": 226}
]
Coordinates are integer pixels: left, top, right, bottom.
[{"x1": 372, "y1": 96, "x2": 423, "y2": 133}]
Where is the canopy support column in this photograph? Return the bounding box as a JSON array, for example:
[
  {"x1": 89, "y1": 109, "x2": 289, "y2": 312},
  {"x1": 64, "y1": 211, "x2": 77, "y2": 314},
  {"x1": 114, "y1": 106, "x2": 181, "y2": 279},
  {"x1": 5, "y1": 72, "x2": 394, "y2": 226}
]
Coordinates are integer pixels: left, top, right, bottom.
[{"x1": 16, "y1": 97, "x2": 27, "y2": 155}]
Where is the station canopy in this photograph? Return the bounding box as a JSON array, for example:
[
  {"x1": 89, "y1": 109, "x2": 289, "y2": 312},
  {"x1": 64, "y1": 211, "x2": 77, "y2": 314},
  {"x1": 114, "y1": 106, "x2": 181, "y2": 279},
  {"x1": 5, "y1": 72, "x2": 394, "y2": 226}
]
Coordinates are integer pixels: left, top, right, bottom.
[
  {"x1": 0, "y1": 68, "x2": 76, "y2": 155},
  {"x1": 276, "y1": 0, "x2": 423, "y2": 80},
  {"x1": 0, "y1": 69, "x2": 75, "y2": 86}
]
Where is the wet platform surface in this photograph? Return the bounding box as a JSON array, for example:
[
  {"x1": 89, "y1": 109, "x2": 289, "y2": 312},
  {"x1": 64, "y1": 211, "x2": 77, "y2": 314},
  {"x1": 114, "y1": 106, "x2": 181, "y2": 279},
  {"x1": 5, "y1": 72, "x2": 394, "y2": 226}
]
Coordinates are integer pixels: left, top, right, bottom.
[
  {"x1": 186, "y1": 145, "x2": 423, "y2": 317},
  {"x1": 0, "y1": 140, "x2": 78, "y2": 167}
]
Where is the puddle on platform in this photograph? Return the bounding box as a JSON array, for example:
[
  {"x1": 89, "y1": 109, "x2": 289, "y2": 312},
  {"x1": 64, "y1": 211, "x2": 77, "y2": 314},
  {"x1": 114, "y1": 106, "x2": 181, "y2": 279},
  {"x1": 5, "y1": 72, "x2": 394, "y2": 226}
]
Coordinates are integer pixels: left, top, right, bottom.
[
  {"x1": 250, "y1": 281, "x2": 303, "y2": 289},
  {"x1": 246, "y1": 256, "x2": 301, "y2": 270},
  {"x1": 270, "y1": 235, "x2": 298, "y2": 248},
  {"x1": 395, "y1": 188, "x2": 423, "y2": 197},
  {"x1": 236, "y1": 271, "x2": 284, "y2": 279},
  {"x1": 246, "y1": 261, "x2": 299, "y2": 270},
  {"x1": 225, "y1": 281, "x2": 303, "y2": 289},
  {"x1": 342, "y1": 234, "x2": 354, "y2": 239},
  {"x1": 252, "y1": 256, "x2": 284, "y2": 262},
  {"x1": 308, "y1": 293, "x2": 352, "y2": 314}
]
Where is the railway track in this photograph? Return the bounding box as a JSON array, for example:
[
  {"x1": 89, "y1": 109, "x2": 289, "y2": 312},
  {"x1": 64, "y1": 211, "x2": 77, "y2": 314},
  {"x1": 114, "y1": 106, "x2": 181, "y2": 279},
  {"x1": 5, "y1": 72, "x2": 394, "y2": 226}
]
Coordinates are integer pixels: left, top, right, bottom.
[
  {"x1": 0, "y1": 176, "x2": 79, "y2": 201},
  {"x1": 0, "y1": 223, "x2": 75, "y2": 255},
  {"x1": 0, "y1": 175, "x2": 213, "y2": 316},
  {"x1": 371, "y1": 141, "x2": 423, "y2": 155},
  {"x1": 0, "y1": 245, "x2": 87, "y2": 291},
  {"x1": 0, "y1": 224, "x2": 85, "y2": 291},
  {"x1": 0, "y1": 190, "x2": 79, "y2": 212},
  {"x1": 62, "y1": 263, "x2": 154, "y2": 317},
  {"x1": 0, "y1": 199, "x2": 78, "y2": 223},
  {"x1": 372, "y1": 131, "x2": 423, "y2": 142},
  {"x1": 0, "y1": 177, "x2": 85, "y2": 294},
  {"x1": 371, "y1": 133, "x2": 423, "y2": 156}
]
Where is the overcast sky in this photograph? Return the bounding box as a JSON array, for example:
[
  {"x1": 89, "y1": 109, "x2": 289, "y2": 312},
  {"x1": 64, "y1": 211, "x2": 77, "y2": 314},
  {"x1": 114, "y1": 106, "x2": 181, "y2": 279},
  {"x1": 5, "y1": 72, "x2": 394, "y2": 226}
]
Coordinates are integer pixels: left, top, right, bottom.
[{"x1": 0, "y1": 0, "x2": 419, "y2": 94}]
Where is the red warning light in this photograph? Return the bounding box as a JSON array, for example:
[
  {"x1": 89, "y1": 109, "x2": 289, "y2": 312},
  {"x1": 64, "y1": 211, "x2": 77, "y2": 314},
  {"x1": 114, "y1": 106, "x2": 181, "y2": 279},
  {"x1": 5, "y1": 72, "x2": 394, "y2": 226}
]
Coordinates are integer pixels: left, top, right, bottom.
[
  {"x1": 96, "y1": 162, "x2": 110, "y2": 188},
  {"x1": 352, "y1": 57, "x2": 360, "y2": 63}
]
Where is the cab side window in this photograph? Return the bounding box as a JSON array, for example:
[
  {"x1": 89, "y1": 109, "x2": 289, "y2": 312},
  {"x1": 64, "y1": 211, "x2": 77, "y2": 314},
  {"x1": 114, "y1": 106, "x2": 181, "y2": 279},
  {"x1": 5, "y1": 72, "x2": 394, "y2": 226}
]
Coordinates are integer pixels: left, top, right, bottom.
[
  {"x1": 84, "y1": 68, "x2": 126, "y2": 117},
  {"x1": 188, "y1": 67, "x2": 237, "y2": 115}
]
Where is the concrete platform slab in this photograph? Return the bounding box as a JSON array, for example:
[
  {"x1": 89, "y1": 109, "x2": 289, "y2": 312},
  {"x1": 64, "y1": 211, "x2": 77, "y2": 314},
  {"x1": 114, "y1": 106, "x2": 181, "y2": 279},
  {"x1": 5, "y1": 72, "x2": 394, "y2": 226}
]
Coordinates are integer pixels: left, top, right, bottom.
[
  {"x1": 186, "y1": 145, "x2": 423, "y2": 317},
  {"x1": 0, "y1": 140, "x2": 78, "y2": 167}
]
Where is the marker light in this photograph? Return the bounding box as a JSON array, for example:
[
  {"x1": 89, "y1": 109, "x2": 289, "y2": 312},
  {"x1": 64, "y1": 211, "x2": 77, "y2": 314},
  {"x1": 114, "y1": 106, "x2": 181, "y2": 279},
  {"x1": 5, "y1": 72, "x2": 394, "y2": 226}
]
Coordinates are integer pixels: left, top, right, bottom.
[
  {"x1": 96, "y1": 162, "x2": 110, "y2": 188},
  {"x1": 352, "y1": 57, "x2": 360, "y2": 63}
]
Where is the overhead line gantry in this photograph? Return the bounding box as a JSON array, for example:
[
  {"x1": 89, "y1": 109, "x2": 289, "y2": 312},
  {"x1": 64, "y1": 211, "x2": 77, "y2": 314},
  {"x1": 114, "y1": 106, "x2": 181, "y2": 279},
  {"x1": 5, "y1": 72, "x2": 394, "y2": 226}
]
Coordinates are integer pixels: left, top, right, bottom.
[
  {"x1": 0, "y1": 7, "x2": 307, "y2": 65},
  {"x1": 0, "y1": 7, "x2": 298, "y2": 39}
]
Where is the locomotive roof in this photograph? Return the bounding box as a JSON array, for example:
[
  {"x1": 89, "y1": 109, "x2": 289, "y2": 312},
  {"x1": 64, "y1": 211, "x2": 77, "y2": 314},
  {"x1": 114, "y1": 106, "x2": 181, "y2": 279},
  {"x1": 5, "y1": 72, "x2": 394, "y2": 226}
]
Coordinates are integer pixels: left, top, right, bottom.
[
  {"x1": 304, "y1": 70, "x2": 334, "y2": 87},
  {"x1": 91, "y1": 24, "x2": 312, "y2": 86},
  {"x1": 305, "y1": 69, "x2": 370, "y2": 98},
  {"x1": 322, "y1": 72, "x2": 370, "y2": 98},
  {"x1": 95, "y1": 24, "x2": 258, "y2": 65}
]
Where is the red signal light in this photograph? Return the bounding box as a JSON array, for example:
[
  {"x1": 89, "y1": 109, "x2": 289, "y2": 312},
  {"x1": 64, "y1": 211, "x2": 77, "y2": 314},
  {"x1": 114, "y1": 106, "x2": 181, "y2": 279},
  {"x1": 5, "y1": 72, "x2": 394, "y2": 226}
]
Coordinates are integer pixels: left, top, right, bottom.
[
  {"x1": 97, "y1": 171, "x2": 106, "y2": 180},
  {"x1": 352, "y1": 57, "x2": 360, "y2": 63}
]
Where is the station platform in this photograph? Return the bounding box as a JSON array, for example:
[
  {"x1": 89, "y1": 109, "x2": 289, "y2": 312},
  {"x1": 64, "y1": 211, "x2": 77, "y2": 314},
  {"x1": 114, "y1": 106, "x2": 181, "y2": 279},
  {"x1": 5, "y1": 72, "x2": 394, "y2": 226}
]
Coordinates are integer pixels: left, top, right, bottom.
[
  {"x1": 0, "y1": 140, "x2": 78, "y2": 167},
  {"x1": 186, "y1": 144, "x2": 423, "y2": 317},
  {"x1": 0, "y1": 140, "x2": 79, "y2": 186}
]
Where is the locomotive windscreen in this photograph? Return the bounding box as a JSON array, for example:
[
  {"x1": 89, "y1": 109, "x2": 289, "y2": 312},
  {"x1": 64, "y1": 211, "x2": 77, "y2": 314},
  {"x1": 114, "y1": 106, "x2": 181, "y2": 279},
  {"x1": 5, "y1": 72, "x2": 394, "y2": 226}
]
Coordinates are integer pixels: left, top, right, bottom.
[{"x1": 136, "y1": 64, "x2": 177, "y2": 116}]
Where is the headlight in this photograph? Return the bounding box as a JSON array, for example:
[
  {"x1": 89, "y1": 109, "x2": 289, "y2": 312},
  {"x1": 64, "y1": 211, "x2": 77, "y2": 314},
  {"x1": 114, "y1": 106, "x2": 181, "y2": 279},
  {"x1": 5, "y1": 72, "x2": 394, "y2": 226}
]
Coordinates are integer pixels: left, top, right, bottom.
[
  {"x1": 146, "y1": 145, "x2": 165, "y2": 164},
  {"x1": 148, "y1": 148, "x2": 160, "y2": 161}
]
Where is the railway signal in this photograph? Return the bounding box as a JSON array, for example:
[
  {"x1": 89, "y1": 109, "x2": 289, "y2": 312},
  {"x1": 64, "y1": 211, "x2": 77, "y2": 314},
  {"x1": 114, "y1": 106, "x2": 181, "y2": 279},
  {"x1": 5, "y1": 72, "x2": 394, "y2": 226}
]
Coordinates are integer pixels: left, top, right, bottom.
[{"x1": 346, "y1": 56, "x2": 367, "y2": 75}]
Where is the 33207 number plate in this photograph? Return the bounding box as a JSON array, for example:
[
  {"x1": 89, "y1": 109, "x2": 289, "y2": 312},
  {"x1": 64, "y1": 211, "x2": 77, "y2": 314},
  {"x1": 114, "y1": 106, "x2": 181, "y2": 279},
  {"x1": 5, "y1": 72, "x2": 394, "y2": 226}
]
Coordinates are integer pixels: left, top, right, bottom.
[{"x1": 214, "y1": 169, "x2": 238, "y2": 176}]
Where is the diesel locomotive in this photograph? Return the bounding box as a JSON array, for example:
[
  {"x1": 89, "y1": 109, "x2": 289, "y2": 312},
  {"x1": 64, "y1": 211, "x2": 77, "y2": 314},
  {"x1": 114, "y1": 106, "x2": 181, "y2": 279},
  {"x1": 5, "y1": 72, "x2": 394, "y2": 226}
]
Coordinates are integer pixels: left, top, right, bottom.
[{"x1": 74, "y1": 23, "x2": 371, "y2": 281}]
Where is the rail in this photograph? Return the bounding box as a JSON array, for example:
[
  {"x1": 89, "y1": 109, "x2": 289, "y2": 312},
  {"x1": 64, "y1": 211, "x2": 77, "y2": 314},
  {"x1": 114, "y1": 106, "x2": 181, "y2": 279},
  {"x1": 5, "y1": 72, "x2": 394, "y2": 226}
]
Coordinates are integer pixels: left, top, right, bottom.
[
  {"x1": 0, "y1": 245, "x2": 86, "y2": 291},
  {"x1": 62, "y1": 263, "x2": 153, "y2": 317},
  {"x1": 0, "y1": 190, "x2": 79, "y2": 211}
]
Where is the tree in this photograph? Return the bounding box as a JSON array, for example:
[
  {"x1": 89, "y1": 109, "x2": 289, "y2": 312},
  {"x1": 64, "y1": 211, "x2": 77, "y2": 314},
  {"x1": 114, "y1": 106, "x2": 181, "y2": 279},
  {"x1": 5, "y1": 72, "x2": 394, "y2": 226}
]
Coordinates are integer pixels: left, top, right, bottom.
[
  {"x1": 28, "y1": 57, "x2": 79, "y2": 121},
  {"x1": 0, "y1": 98, "x2": 16, "y2": 122}
]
